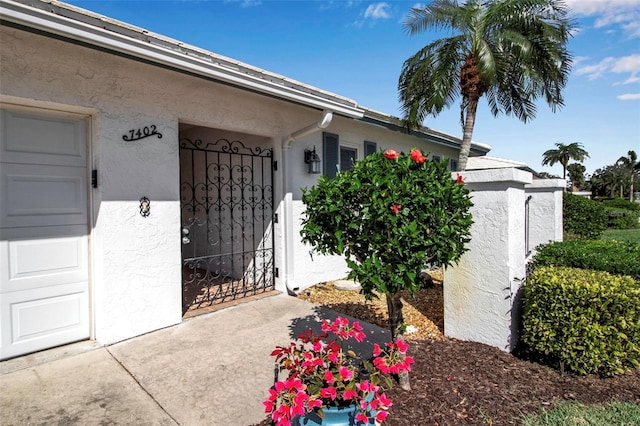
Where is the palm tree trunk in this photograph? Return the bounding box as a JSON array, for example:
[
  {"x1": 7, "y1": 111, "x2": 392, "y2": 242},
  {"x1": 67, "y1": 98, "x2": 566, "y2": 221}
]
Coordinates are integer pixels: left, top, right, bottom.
[{"x1": 457, "y1": 97, "x2": 479, "y2": 171}]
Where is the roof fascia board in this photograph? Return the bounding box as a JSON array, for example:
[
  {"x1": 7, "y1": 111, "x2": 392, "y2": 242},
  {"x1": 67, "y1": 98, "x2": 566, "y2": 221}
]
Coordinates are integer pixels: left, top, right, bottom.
[
  {"x1": 0, "y1": 0, "x2": 365, "y2": 119},
  {"x1": 358, "y1": 115, "x2": 491, "y2": 155}
]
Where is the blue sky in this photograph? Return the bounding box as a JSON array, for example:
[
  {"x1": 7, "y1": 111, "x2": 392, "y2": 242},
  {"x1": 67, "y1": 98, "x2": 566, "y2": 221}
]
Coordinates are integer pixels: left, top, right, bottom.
[{"x1": 65, "y1": 0, "x2": 640, "y2": 177}]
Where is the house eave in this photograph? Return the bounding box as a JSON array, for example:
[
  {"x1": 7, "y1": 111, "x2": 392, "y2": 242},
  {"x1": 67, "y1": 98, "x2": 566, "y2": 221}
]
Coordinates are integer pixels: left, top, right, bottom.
[
  {"x1": 0, "y1": 0, "x2": 365, "y2": 119},
  {"x1": 360, "y1": 109, "x2": 492, "y2": 156}
]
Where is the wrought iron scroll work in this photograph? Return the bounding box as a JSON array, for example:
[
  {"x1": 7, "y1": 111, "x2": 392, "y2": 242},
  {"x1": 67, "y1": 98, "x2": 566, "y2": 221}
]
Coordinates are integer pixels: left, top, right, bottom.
[{"x1": 179, "y1": 137, "x2": 274, "y2": 313}]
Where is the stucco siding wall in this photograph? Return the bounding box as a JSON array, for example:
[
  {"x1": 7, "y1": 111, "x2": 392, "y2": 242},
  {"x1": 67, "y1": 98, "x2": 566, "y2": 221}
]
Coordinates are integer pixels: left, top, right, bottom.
[
  {"x1": 1, "y1": 27, "x2": 298, "y2": 344},
  {"x1": 1, "y1": 25, "x2": 474, "y2": 343},
  {"x1": 444, "y1": 169, "x2": 532, "y2": 352},
  {"x1": 525, "y1": 180, "x2": 565, "y2": 257}
]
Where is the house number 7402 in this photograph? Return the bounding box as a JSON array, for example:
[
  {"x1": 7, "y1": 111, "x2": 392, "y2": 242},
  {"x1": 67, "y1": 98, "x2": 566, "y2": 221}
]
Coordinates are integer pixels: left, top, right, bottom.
[{"x1": 123, "y1": 125, "x2": 163, "y2": 142}]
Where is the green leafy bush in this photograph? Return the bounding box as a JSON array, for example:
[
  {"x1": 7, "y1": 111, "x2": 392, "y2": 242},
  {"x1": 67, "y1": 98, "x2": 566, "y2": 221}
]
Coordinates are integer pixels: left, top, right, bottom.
[
  {"x1": 563, "y1": 193, "x2": 607, "y2": 239},
  {"x1": 599, "y1": 197, "x2": 640, "y2": 211},
  {"x1": 605, "y1": 207, "x2": 640, "y2": 229},
  {"x1": 301, "y1": 149, "x2": 473, "y2": 337},
  {"x1": 530, "y1": 240, "x2": 640, "y2": 281},
  {"x1": 522, "y1": 266, "x2": 640, "y2": 375}
]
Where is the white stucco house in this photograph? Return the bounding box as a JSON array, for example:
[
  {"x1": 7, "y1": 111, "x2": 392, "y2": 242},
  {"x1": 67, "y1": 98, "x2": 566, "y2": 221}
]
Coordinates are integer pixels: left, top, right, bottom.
[{"x1": 0, "y1": 0, "x2": 501, "y2": 360}]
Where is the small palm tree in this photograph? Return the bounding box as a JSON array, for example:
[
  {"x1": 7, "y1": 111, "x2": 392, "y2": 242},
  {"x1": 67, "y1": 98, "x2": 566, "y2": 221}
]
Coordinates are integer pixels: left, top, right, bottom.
[
  {"x1": 541, "y1": 142, "x2": 590, "y2": 180},
  {"x1": 399, "y1": 0, "x2": 575, "y2": 171},
  {"x1": 566, "y1": 162, "x2": 586, "y2": 192},
  {"x1": 617, "y1": 150, "x2": 638, "y2": 202}
]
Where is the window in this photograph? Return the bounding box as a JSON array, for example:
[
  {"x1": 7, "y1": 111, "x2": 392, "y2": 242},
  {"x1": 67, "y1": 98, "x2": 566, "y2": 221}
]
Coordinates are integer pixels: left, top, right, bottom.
[
  {"x1": 449, "y1": 159, "x2": 458, "y2": 171},
  {"x1": 322, "y1": 132, "x2": 361, "y2": 177},
  {"x1": 364, "y1": 141, "x2": 377, "y2": 157},
  {"x1": 431, "y1": 155, "x2": 441, "y2": 162},
  {"x1": 322, "y1": 132, "x2": 339, "y2": 178},
  {"x1": 340, "y1": 146, "x2": 357, "y2": 172}
]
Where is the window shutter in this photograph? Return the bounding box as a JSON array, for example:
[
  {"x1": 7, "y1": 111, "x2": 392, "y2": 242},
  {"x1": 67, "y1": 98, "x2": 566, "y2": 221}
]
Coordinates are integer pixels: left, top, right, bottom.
[
  {"x1": 364, "y1": 141, "x2": 377, "y2": 156},
  {"x1": 322, "y1": 132, "x2": 339, "y2": 178}
]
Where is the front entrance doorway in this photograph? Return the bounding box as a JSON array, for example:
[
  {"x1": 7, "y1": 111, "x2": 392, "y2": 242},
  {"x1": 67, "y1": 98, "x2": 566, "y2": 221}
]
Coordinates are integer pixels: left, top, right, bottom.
[
  {"x1": 0, "y1": 107, "x2": 90, "y2": 360},
  {"x1": 179, "y1": 127, "x2": 275, "y2": 316}
]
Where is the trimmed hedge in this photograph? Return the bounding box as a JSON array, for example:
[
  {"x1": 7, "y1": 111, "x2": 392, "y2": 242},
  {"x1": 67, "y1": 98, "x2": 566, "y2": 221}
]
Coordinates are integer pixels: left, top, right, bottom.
[
  {"x1": 605, "y1": 208, "x2": 640, "y2": 229},
  {"x1": 531, "y1": 239, "x2": 640, "y2": 281},
  {"x1": 563, "y1": 193, "x2": 607, "y2": 239},
  {"x1": 599, "y1": 197, "x2": 640, "y2": 211},
  {"x1": 522, "y1": 266, "x2": 640, "y2": 375}
]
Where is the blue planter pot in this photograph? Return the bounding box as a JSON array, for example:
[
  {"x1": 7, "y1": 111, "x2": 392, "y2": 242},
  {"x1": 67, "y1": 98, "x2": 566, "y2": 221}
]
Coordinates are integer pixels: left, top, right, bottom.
[{"x1": 293, "y1": 405, "x2": 361, "y2": 426}]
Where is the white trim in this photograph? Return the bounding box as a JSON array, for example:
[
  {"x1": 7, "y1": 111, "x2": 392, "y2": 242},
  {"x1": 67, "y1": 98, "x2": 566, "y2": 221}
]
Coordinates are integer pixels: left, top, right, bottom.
[{"x1": 0, "y1": 0, "x2": 365, "y2": 119}]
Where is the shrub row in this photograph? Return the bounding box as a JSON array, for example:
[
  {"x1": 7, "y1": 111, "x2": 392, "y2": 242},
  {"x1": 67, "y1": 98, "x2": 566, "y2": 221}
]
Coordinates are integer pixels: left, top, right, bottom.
[
  {"x1": 530, "y1": 239, "x2": 640, "y2": 281},
  {"x1": 563, "y1": 193, "x2": 607, "y2": 239},
  {"x1": 598, "y1": 197, "x2": 640, "y2": 211},
  {"x1": 605, "y1": 208, "x2": 640, "y2": 229},
  {"x1": 522, "y1": 266, "x2": 640, "y2": 375}
]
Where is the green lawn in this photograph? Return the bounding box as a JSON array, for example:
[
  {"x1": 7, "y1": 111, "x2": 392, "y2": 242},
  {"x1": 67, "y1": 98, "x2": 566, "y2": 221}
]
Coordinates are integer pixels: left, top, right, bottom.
[
  {"x1": 601, "y1": 228, "x2": 640, "y2": 244},
  {"x1": 521, "y1": 401, "x2": 640, "y2": 426}
]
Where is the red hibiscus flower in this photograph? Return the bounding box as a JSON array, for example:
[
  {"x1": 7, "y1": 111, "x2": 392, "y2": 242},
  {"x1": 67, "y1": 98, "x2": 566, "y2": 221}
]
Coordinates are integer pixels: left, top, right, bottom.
[
  {"x1": 410, "y1": 149, "x2": 426, "y2": 163},
  {"x1": 383, "y1": 149, "x2": 400, "y2": 160},
  {"x1": 390, "y1": 204, "x2": 401, "y2": 215},
  {"x1": 456, "y1": 173, "x2": 465, "y2": 184}
]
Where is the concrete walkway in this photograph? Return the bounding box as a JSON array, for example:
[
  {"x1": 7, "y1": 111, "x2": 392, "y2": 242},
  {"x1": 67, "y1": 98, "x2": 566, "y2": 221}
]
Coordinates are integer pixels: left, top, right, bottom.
[{"x1": 0, "y1": 294, "x2": 390, "y2": 425}]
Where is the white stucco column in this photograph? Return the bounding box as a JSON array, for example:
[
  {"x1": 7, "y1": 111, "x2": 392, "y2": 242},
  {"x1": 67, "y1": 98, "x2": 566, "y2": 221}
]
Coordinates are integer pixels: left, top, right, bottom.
[
  {"x1": 525, "y1": 179, "x2": 565, "y2": 257},
  {"x1": 444, "y1": 168, "x2": 533, "y2": 352}
]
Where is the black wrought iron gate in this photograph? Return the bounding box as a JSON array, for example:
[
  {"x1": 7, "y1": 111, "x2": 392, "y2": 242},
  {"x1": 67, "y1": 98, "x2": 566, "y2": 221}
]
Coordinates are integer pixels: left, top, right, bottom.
[{"x1": 179, "y1": 137, "x2": 275, "y2": 314}]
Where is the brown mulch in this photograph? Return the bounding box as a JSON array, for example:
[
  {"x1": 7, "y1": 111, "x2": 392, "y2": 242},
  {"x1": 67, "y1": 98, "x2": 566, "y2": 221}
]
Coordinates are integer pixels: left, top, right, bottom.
[{"x1": 256, "y1": 272, "x2": 640, "y2": 425}]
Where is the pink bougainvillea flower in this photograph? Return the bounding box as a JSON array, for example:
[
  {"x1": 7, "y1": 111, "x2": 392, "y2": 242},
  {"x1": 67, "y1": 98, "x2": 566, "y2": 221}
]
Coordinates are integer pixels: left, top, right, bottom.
[
  {"x1": 456, "y1": 173, "x2": 465, "y2": 184},
  {"x1": 339, "y1": 366, "x2": 354, "y2": 381},
  {"x1": 390, "y1": 204, "x2": 401, "y2": 215},
  {"x1": 376, "y1": 410, "x2": 390, "y2": 422},
  {"x1": 342, "y1": 388, "x2": 358, "y2": 401},
  {"x1": 324, "y1": 371, "x2": 335, "y2": 384},
  {"x1": 320, "y1": 386, "x2": 338, "y2": 400},
  {"x1": 356, "y1": 412, "x2": 370, "y2": 423},
  {"x1": 393, "y1": 337, "x2": 409, "y2": 353},
  {"x1": 410, "y1": 149, "x2": 426, "y2": 164},
  {"x1": 378, "y1": 392, "x2": 393, "y2": 408},
  {"x1": 383, "y1": 149, "x2": 400, "y2": 160},
  {"x1": 308, "y1": 398, "x2": 322, "y2": 409},
  {"x1": 373, "y1": 343, "x2": 382, "y2": 357}
]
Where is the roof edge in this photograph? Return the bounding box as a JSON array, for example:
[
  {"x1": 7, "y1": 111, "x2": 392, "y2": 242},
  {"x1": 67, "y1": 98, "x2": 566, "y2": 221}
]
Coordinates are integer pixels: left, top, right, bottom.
[
  {"x1": 1, "y1": 0, "x2": 365, "y2": 118},
  {"x1": 360, "y1": 109, "x2": 492, "y2": 155}
]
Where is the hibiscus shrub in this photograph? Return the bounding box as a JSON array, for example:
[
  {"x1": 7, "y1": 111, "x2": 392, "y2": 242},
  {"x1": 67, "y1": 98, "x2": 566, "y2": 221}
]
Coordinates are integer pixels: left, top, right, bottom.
[{"x1": 301, "y1": 149, "x2": 473, "y2": 336}]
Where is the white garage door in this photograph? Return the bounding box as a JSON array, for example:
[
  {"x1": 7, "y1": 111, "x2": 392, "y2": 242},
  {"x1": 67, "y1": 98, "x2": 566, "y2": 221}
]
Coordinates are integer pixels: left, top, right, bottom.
[{"x1": 0, "y1": 108, "x2": 90, "y2": 360}]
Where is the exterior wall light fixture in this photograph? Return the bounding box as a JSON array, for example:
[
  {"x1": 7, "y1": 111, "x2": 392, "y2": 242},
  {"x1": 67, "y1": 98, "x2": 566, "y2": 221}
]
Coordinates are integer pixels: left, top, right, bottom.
[{"x1": 304, "y1": 147, "x2": 321, "y2": 174}]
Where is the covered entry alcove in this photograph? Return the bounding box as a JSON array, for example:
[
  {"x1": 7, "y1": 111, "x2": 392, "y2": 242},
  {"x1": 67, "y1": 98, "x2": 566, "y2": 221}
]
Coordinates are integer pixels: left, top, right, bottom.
[{"x1": 178, "y1": 125, "x2": 276, "y2": 316}]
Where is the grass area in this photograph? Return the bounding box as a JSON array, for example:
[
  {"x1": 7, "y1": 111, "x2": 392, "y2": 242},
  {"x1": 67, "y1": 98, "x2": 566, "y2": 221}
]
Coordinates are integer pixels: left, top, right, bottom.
[
  {"x1": 521, "y1": 401, "x2": 640, "y2": 426},
  {"x1": 601, "y1": 228, "x2": 640, "y2": 244}
]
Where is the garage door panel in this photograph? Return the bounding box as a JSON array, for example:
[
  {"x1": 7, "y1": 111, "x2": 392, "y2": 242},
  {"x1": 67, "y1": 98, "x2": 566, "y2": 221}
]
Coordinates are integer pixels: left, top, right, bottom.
[
  {"x1": 1, "y1": 234, "x2": 88, "y2": 293},
  {"x1": 0, "y1": 163, "x2": 87, "y2": 228},
  {"x1": 1, "y1": 107, "x2": 89, "y2": 360},
  {"x1": 0, "y1": 283, "x2": 89, "y2": 359},
  {"x1": 1, "y1": 110, "x2": 86, "y2": 166}
]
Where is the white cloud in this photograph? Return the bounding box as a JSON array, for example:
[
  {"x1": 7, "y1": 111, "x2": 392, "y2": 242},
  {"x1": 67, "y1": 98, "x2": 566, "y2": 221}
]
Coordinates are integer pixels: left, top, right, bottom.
[
  {"x1": 565, "y1": 0, "x2": 640, "y2": 38},
  {"x1": 575, "y1": 54, "x2": 640, "y2": 84},
  {"x1": 364, "y1": 2, "x2": 391, "y2": 19},
  {"x1": 564, "y1": 0, "x2": 640, "y2": 15},
  {"x1": 224, "y1": 0, "x2": 262, "y2": 7},
  {"x1": 617, "y1": 93, "x2": 640, "y2": 100}
]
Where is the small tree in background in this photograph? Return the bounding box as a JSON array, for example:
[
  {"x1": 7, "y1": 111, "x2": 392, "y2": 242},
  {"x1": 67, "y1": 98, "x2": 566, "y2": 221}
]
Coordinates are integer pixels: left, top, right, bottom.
[
  {"x1": 301, "y1": 149, "x2": 473, "y2": 342},
  {"x1": 566, "y1": 163, "x2": 586, "y2": 192},
  {"x1": 541, "y1": 142, "x2": 590, "y2": 181}
]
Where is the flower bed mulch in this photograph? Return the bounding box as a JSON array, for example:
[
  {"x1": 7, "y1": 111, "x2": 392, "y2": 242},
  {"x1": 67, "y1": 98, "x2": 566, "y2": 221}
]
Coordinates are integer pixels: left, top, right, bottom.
[{"x1": 255, "y1": 276, "x2": 640, "y2": 425}]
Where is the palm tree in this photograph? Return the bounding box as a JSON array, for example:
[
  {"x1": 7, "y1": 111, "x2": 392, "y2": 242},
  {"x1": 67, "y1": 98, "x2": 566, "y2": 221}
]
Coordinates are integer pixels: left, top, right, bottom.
[
  {"x1": 399, "y1": 0, "x2": 574, "y2": 171},
  {"x1": 617, "y1": 150, "x2": 638, "y2": 202},
  {"x1": 566, "y1": 162, "x2": 585, "y2": 192},
  {"x1": 541, "y1": 142, "x2": 590, "y2": 180}
]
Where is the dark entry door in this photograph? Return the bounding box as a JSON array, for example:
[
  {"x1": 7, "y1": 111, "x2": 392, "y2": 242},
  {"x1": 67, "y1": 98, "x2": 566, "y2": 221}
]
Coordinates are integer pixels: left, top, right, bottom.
[{"x1": 179, "y1": 137, "x2": 274, "y2": 314}]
